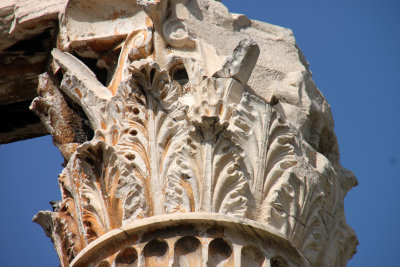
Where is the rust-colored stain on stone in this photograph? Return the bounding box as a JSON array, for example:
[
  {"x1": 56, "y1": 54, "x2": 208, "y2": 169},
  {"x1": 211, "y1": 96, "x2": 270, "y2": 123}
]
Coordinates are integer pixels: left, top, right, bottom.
[
  {"x1": 108, "y1": 29, "x2": 151, "y2": 96},
  {"x1": 87, "y1": 35, "x2": 126, "y2": 55},
  {"x1": 74, "y1": 88, "x2": 82, "y2": 99},
  {"x1": 112, "y1": 129, "x2": 119, "y2": 146},
  {"x1": 101, "y1": 121, "x2": 107, "y2": 130}
]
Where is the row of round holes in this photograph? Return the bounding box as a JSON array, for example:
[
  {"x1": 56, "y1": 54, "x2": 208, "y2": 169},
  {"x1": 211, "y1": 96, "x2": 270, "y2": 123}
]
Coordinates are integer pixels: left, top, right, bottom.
[{"x1": 96, "y1": 236, "x2": 289, "y2": 267}]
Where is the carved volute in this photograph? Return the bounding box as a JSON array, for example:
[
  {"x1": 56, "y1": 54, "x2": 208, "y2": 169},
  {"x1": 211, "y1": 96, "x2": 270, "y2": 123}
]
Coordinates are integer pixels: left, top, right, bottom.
[{"x1": 29, "y1": 0, "x2": 358, "y2": 266}]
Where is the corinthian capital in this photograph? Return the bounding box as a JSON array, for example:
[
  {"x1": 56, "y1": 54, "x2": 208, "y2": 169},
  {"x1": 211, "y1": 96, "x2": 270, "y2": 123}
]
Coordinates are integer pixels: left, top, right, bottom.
[{"x1": 3, "y1": 0, "x2": 359, "y2": 266}]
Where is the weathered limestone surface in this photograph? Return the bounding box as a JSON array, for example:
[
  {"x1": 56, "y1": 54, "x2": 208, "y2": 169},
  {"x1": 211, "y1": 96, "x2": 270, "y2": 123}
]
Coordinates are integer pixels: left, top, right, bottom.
[{"x1": 1, "y1": 0, "x2": 358, "y2": 266}]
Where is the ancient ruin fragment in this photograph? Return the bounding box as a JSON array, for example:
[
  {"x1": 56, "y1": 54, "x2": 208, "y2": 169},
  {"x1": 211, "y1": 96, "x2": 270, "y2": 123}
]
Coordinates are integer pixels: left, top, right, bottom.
[{"x1": 0, "y1": 0, "x2": 358, "y2": 266}]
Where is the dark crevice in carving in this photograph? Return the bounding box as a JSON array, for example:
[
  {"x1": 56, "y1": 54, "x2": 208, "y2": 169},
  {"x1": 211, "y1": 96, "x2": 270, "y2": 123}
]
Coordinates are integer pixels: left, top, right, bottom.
[
  {"x1": 73, "y1": 54, "x2": 108, "y2": 86},
  {"x1": 116, "y1": 247, "x2": 138, "y2": 265},
  {"x1": 166, "y1": 1, "x2": 173, "y2": 19},
  {"x1": 100, "y1": 47, "x2": 121, "y2": 81},
  {"x1": 84, "y1": 146, "x2": 104, "y2": 178},
  {"x1": 54, "y1": 69, "x2": 64, "y2": 87},
  {"x1": 150, "y1": 68, "x2": 156, "y2": 83},
  {"x1": 170, "y1": 64, "x2": 189, "y2": 87},
  {"x1": 186, "y1": 0, "x2": 204, "y2": 21},
  {"x1": 269, "y1": 95, "x2": 279, "y2": 106},
  {"x1": 144, "y1": 239, "x2": 168, "y2": 257}
]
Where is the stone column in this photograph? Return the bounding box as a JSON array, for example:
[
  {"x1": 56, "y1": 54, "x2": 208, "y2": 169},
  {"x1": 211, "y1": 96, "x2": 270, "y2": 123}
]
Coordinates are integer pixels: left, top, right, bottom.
[{"x1": 2, "y1": 0, "x2": 357, "y2": 266}]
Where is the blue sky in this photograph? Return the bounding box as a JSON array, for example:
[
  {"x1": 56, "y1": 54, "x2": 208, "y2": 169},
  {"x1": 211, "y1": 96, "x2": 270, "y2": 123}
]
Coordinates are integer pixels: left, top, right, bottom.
[{"x1": 0, "y1": 1, "x2": 399, "y2": 266}]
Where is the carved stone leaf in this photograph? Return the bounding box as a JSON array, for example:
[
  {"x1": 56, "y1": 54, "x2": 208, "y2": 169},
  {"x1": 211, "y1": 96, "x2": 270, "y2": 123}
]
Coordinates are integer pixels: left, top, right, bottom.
[
  {"x1": 116, "y1": 61, "x2": 190, "y2": 215},
  {"x1": 229, "y1": 90, "x2": 354, "y2": 264},
  {"x1": 229, "y1": 93, "x2": 271, "y2": 204},
  {"x1": 229, "y1": 93, "x2": 298, "y2": 213},
  {"x1": 87, "y1": 142, "x2": 147, "y2": 235},
  {"x1": 117, "y1": 157, "x2": 151, "y2": 225},
  {"x1": 300, "y1": 199, "x2": 327, "y2": 262},
  {"x1": 177, "y1": 76, "x2": 251, "y2": 216},
  {"x1": 228, "y1": 91, "x2": 334, "y2": 263},
  {"x1": 183, "y1": 122, "x2": 252, "y2": 217},
  {"x1": 77, "y1": 142, "x2": 124, "y2": 241},
  {"x1": 56, "y1": 140, "x2": 148, "y2": 249},
  {"x1": 164, "y1": 143, "x2": 197, "y2": 213},
  {"x1": 212, "y1": 144, "x2": 251, "y2": 217},
  {"x1": 260, "y1": 145, "x2": 340, "y2": 264},
  {"x1": 55, "y1": 171, "x2": 87, "y2": 263}
]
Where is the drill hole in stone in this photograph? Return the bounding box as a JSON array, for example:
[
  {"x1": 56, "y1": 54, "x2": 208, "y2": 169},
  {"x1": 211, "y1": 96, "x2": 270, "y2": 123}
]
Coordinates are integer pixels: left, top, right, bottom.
[
  {"x1": 241, "y1": 245, "x2": 264, "y2": 267},
  {"x1": 150, "y1": 68, "x2": 156, "y2": 82},
  {"x1": 125, "y1": 154, "x2": 136, "y2": 161},
  {"x1": 144, "y1": 239, "x2": 169, "y2": 258},
  {"x1": 270, "y1": 255, "x2": 289, "y2": 267},
  {"x1": 175, "y1": 236, "x2": 200, "y2": 255},
  {"x1": 73, "y1": 54, "x2": 108, "y2": 86},
  {"x1": 115, "y1": 247, "x2": 138, "y2": 267},
  {"x1": 221, "y1": 146, "x2": 230, "y2": 154},
  {"x1": 207, "y1": 238, "x2": 232, "y2": 267},
  {"x1": 130, "y1": 129, "x2": 138, "y2": 136},
  {"x1": 132, "y1": 108, "x2": 140, "y2": 115}
]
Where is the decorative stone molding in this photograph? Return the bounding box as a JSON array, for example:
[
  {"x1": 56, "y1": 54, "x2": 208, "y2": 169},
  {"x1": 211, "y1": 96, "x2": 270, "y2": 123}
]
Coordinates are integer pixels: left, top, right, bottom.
[
  {"x1": 24, "y1": 0, "x2": 358, "y2": 266},
  {"x1": 69, "y1": 213, "x2": 309, "y2": 267}
]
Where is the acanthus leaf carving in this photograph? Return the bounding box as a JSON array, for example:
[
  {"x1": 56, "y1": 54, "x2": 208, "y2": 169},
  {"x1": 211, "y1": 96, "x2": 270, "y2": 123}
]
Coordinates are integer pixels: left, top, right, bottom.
[
  {"x1": 52, "y1": 140, "x2": 148, "y2": 261},
  {"x1": 184, "y1": 76, "x2": 252, "y2": 216},
  {"x1": 123, "y1": 59, "x2": 190, "y2": 215}
]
